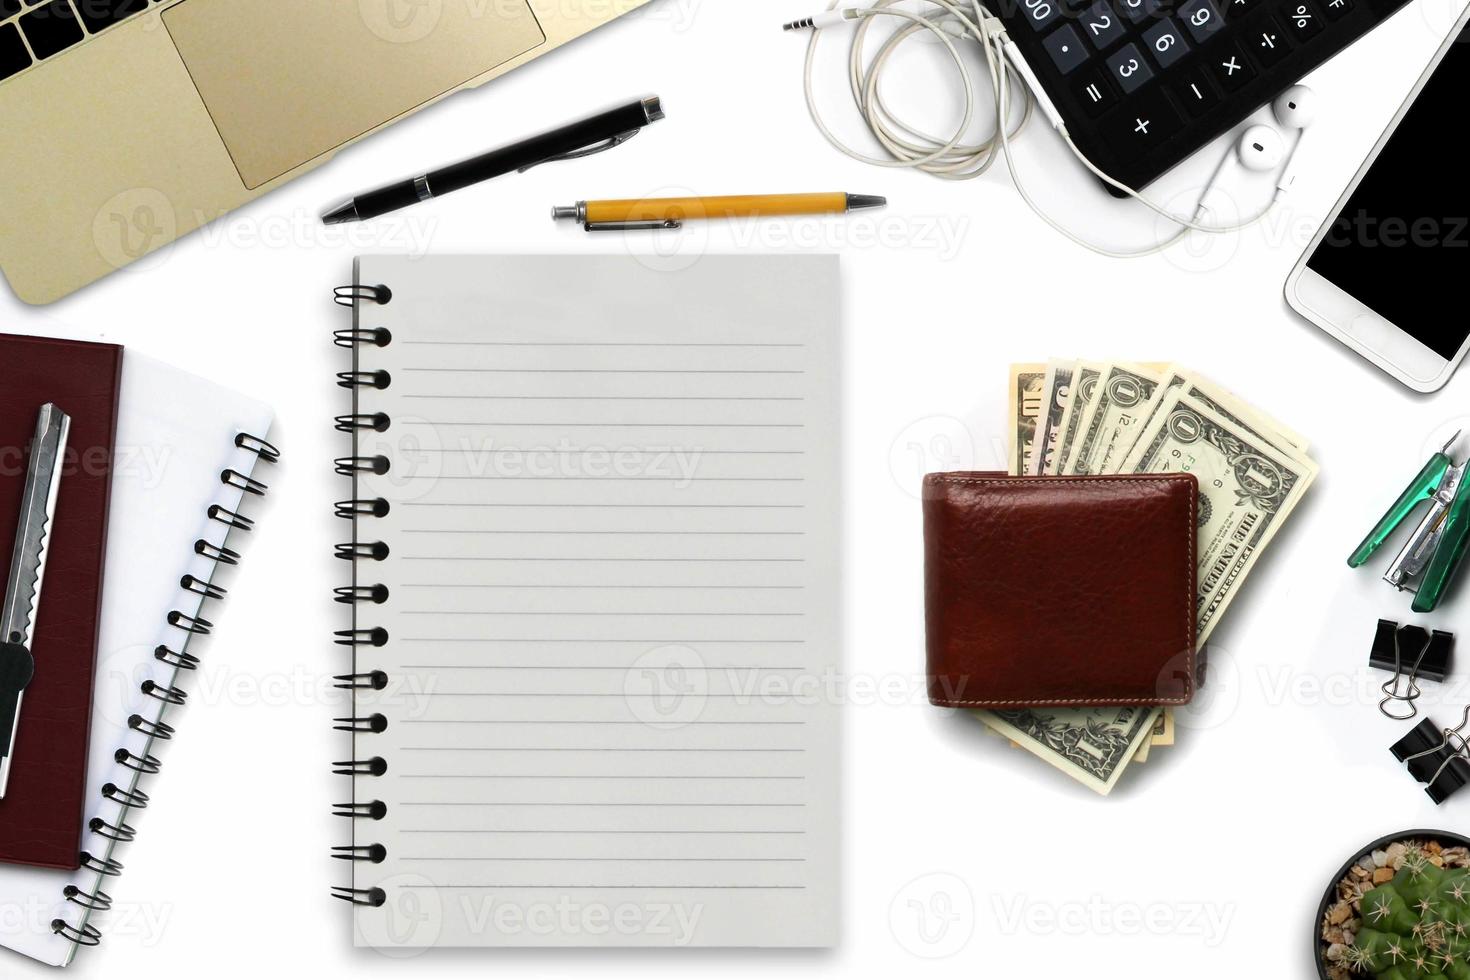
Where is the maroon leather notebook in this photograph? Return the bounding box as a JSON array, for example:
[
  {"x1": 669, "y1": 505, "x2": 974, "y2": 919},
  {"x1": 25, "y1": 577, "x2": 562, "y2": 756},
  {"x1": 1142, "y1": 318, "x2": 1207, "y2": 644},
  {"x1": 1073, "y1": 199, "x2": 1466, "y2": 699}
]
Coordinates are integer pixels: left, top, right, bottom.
[{"x1": 0, "y1": 334, "x2": 122, "y2": 870}]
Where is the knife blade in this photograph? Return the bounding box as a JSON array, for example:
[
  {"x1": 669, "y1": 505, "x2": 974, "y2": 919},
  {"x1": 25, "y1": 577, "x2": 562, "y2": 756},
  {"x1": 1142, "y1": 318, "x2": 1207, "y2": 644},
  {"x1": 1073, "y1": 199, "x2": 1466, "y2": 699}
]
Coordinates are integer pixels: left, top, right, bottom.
[{"x1": 0, "y1": 404, "x2": 70, "y2": 799}]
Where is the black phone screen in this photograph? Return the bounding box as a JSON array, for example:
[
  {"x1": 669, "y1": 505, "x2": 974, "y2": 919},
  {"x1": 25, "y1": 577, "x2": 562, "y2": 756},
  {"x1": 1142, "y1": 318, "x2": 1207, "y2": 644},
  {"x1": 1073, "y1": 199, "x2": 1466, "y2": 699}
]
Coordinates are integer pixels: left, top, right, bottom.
[{"x1": 1306, "y1": 26, "x2": 1470, "y2": 360}]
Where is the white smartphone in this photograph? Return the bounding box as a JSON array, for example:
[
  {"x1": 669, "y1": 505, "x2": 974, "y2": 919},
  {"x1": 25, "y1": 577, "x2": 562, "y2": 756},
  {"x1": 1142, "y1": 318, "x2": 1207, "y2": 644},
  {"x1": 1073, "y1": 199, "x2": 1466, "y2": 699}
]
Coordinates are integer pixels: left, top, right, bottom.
[{"x1": 1286, "y1": 7, "x2": 1470, "y2": 393}]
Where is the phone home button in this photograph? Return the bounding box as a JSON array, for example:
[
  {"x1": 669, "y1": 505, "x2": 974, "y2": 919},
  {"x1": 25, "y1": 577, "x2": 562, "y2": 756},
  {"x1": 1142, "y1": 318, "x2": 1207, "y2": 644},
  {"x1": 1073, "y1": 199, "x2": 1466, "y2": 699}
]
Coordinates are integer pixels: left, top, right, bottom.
[{"x1": 1349, "y1": 313, "x2": 1388, "y2": 343}]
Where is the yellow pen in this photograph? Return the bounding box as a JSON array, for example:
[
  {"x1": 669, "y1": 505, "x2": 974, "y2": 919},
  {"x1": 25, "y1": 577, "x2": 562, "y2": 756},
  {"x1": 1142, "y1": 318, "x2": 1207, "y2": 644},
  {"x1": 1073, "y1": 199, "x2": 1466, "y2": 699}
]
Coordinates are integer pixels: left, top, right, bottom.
[{"x1": 551, "y1": 192, "x2": 886, "y2": 230}]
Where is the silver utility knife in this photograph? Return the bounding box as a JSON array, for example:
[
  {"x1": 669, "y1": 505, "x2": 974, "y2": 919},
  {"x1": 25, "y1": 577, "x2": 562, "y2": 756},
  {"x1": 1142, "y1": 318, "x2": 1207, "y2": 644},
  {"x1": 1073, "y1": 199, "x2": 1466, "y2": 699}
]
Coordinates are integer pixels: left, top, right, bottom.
[{"x1": 0, "y1": 404, "x2": 70, "y2": 799}]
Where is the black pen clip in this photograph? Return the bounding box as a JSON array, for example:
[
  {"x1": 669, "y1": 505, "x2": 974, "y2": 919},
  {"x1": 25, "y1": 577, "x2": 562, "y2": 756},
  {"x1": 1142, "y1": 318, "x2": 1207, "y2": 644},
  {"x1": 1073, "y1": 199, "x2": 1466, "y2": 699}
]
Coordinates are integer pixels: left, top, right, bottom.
[{"x1": 518, "y1": 129, "x2": 642, "y2": 173}]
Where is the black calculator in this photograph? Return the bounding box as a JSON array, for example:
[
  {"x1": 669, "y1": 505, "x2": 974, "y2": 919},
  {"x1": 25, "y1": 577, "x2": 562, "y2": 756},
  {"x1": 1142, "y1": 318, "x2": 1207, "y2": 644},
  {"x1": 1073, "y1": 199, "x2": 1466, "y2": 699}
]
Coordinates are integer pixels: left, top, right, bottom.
[{"x1": 992, "y1": 0, "x2": 1411, "y2": 191}]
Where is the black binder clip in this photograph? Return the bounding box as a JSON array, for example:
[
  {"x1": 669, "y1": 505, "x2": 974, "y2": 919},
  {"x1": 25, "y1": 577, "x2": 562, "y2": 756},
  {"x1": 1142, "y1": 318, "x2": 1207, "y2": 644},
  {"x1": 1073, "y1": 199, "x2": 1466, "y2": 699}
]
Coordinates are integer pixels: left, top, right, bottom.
[
  {"x1": 1391, "y1": 710, "x2": 1470, "y2": 804},
  {"x1": 1370, "y1": 619, "x2": 1454, "y2": 720}
]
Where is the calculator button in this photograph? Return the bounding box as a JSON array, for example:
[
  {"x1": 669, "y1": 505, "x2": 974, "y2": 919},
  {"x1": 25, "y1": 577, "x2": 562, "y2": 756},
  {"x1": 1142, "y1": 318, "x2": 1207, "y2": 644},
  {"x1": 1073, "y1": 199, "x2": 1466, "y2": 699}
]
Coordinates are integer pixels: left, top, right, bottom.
[
  {"x1": 1073, "y1": 68, "x2": 1119, "y2": 116},
  {"x1": 1178, "y1": 0, "x2": 1226, "y2": 39},
  {"x1": 1042, "y1": 23, "x2": 1091, "y2": 73},
  {"x1": 1117, "y1": 0, "x2": 1163, "y2": 21},
  {"x1": 1247, "y1": 16, "x2": 1292, "y2": 64},
  {"x1": 1019, "y1": 0, "x2": 1064, "y2": 33},
  {"x1": 1323, "y1": 0, "x2": 1352, "y2": 19},
  {"x1": 1142, "y1": 18, "x2": 1192, "y2": 66},
  {"x1": 1102, "y1": 88, "x2": 1184, "y2": 156},
  {"x1": 1079, "y1": 0, "x2": 1128, "y2": 49},
  {"x1": 1281, "y1": 0, "x2": 1324, "y2": 39},
  {"x1": 1172, "y1": 67, "x2": 1222, "y2": 116},
  {"x1": 1208, "y1": 42, "x2": 1257, "y2": 89},
  {"x1": 1224, "y1": 0, "x2": 1258, "y2": 18},
  {"x1": 1105, "y1": 42, "x2": 1155, "y2": 92}
]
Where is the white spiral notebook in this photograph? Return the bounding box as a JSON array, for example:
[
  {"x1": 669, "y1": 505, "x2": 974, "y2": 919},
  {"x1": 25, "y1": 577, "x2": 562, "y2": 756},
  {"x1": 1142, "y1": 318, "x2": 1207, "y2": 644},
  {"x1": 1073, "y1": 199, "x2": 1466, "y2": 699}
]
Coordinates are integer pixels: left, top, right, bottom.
[
  {"x1": 334, "y1": 254, "x2": 841, "y2": 948},
  {"x1": 0, "y1": 351, "x2": 275, "y2": 967}
]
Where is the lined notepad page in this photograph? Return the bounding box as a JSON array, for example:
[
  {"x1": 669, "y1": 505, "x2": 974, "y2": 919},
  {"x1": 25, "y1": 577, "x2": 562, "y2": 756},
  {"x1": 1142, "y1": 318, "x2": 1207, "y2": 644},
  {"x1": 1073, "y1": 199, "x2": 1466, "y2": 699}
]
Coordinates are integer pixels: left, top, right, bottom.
[{"x1": 348, "y1": 255, "x2": 841, "y2": 948}]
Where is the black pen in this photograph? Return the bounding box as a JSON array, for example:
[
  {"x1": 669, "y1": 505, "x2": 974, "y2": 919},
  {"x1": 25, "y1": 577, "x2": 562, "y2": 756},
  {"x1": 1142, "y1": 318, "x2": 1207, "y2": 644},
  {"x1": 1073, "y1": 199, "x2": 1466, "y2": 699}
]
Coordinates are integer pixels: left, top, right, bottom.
[{"x1": 322, "y1": 96, "x2": 666, "y2": 224}]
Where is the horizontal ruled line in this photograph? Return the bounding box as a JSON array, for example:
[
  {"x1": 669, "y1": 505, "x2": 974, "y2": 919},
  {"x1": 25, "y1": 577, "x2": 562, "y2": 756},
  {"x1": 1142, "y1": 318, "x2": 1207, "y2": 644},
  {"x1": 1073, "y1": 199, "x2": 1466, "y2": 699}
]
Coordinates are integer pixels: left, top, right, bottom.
[
  {"x1": 403, "y1": 476, "x2": 803, "y2": 482},
  {"x1": 402, "y1": 857, "x2": 806, "y2": 863},
  {"x1": 400, "y1": 720, "x2": 806, "y2": 725},
  {"x1": 403, "y1": 342, "x2": 806, "y2": 348},
  {"x1": 403, "y1": 502, "x2": 805, "y2": 509},
  {"x1": 408, "y1": 694, "x2": 811, "y2": 698},
  {"x1": 400, "y1": 531, "x2": 806, "y2": 536},
  {"x1": 398, "y1": 638, "x2": 806, "y2": 644},
  {"x1": 380, "y1": 418, "x2": 805, "y2": 427},
  {"x1": 402, "y1": 558, "x2": 805, "y2": 563},
  {"x1": 399, "y1": 829, "x2": 806, "y2": 834},
  {"x1": 406, "y1": 449, "x2": 806, "y2": 454},
  {"x1": 397, "y1": 395, "x2": 806, "y2": 401},
  {"x1": 408, "y1": 887, "x2": 811, "y2": 893},
  {"x1": 399, "y1": 775, "x2": 806, "y2": 779},
  {"x1": 400, "y1": 584, "x2": 805, "y2": 590},
  {"x1": 402, "y1": 368, "x2": 805, "y2": 375},
  {"x1": 398, "y1": 612, "x2": 805, "y2": 617},
  {"x1": 399, "y1": 747, "x2": 806, "y2": 752},
  {"x1": 399, "y1": 665, "x2": 806, "y2": 670},
  {"x1": 398, "y1": 801, "x2": 806, "y2": 806}
]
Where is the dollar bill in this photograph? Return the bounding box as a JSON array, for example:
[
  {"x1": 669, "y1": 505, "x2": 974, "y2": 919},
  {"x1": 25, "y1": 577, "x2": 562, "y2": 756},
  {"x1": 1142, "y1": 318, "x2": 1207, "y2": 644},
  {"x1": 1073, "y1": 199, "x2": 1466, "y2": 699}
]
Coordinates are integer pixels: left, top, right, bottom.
[
  {"x1": 1050, "y1": 361, "x2": 1105, "y2": 474},
  {"x1": 979, "y1": 705, "x2": 1161, "y2": 796},
  {"x1": 1027, "y1": 360, "x2": 1075, "y2": 476},
  {"x1": 1008, "y1": 363, "x2": 1046, "y2": 476},
  {"x1": 1132, "y1": 369, "x2": 1307, "y2": 461},
  {"x1": 1067, "y1": 362, "x2": 1163, "y2": 476},
  {"x1": 1151, "y1": 708, "x2": 1174, "y2": 747},
  {"x1": 1121, "y1": 391, "x2": 1319, "y2": 644}
]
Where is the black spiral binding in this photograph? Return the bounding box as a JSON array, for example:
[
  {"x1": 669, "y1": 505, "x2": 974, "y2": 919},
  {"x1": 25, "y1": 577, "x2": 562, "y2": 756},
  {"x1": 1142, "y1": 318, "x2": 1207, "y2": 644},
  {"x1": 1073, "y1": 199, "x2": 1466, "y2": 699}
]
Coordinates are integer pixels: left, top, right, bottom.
[
  {"x1": 333, "y1": 285, "x2": 391, "y2": 904},
  {"x1": 52, "y1": 432, "x2": 278, "y2": 955}
]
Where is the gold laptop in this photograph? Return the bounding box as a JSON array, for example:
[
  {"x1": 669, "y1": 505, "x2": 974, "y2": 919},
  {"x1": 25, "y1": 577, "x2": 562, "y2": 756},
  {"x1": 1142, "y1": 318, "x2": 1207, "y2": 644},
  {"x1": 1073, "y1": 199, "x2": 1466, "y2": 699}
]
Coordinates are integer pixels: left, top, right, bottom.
[{"x1": 0, "y1": 0, "x2": 647, "y2": 304}]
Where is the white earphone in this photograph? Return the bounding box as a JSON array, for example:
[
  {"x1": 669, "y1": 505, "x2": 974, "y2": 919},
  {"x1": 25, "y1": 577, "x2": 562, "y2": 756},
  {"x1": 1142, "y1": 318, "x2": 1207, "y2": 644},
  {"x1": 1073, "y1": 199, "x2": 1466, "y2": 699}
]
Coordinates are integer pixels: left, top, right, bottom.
[
  {"x1": 1197, "y1": 84, "x2": 1316, "y2": 219},
  {"x1": 788, "y1": 1, "x2": 1320, "y2": 258}
]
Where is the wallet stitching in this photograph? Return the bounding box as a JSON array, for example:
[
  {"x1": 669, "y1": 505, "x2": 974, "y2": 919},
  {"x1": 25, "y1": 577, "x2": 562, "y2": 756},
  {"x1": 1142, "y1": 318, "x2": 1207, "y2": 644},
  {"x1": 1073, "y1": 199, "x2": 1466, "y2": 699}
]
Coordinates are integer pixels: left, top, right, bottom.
[{"x1": 928, "y1": 474, "x2": 1196, "y2": 707}]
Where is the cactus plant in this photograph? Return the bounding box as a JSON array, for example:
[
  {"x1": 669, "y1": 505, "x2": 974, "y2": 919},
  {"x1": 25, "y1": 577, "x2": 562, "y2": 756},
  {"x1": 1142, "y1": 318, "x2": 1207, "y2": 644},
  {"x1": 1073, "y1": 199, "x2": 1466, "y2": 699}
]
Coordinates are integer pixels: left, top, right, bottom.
[{"x1": 1348, "y1": 848, "x2": 1470, "y2": 979}]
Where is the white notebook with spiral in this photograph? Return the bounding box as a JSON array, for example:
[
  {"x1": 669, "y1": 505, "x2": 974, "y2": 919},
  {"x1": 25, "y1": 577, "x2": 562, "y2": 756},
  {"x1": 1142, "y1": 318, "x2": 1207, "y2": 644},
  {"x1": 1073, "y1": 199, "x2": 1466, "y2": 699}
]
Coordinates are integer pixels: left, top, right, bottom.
[
  {"x1": 335, "y1": 254, "x2": 841, "y2": 948},
  {"x1": 0, "y1": 352, "x2": 274, "y2": 967}
]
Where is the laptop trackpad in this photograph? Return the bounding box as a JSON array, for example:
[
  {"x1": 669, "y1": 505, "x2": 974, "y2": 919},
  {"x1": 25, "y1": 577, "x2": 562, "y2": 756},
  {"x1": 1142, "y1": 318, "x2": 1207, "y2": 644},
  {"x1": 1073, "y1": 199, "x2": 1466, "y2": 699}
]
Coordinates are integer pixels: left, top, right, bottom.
[{"x1": 164, "y1": 0, "x2": 546, "y2": 189}]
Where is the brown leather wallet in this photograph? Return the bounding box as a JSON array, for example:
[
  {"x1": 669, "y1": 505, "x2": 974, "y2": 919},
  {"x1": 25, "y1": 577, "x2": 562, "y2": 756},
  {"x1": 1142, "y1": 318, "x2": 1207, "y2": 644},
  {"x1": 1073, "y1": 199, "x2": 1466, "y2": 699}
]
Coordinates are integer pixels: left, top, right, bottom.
[{"x1": 923, "y1": 471, "x2": 1198, "y2": 709}]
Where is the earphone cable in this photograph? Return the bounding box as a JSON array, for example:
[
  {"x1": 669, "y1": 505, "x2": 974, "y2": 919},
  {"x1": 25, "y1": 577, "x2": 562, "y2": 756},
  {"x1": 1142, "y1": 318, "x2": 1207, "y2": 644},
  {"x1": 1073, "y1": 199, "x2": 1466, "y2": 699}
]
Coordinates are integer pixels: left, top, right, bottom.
[{"x1": 797, "y1": 0, "x2": 1292, "y2": 254}]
